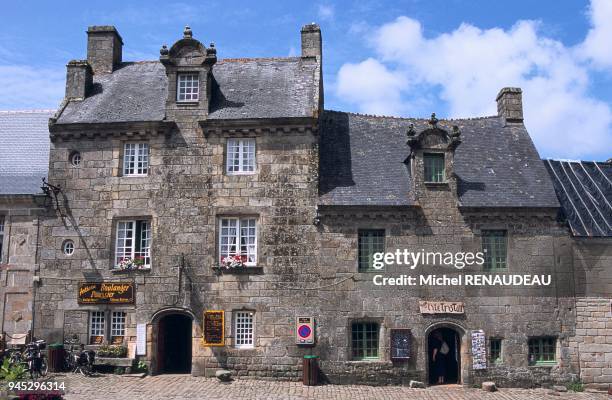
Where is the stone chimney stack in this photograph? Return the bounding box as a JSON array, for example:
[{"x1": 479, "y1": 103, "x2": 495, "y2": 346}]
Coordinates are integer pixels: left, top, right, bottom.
[
  {"x1": 87, "y1": 26, "x2": 123, "y2": 75},
  {"x1": 496, "y1": 87, "x2": 523, "y2": 123},
  {"x1": 65, "y1": 60, "x2": 92, "y2": 100},
  {"x1": 301, "y1": 23, "x2": 322, "y2": 58}
]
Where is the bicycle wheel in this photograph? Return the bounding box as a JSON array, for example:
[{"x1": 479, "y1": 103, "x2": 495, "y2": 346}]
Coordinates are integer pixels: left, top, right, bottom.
[
  {"x1": 40, "y1": 356, "x2": 48, "y2": 376},
  {"x1": 29, "y1": 362, "x2": 40, "y2": 380}
]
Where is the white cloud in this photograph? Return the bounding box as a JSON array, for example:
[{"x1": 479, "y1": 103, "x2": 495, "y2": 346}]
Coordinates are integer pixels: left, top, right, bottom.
[
  {"x1": 580, "y1": 0, "x2": 612, "y2": 68},
  {"x1": 0, "y1": 65, "x2": 64, "y2": 110},
  {"x1": 317, "y1": 4, "x2": 335, "y2": 21},
  {"x1": 335, "y1": 4, "x2": 612, "y2": 159}
]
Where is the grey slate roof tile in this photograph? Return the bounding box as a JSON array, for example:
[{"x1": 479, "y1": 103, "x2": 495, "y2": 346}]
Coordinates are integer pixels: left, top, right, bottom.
[
  {"x1": 544, "y1": 159, "x2": 612, "y2": 237},
  {"x1": 56, "y1": 58, "x2": 319, "y2": 124},
  {"x1": 319, "y1": 111, "x2": 560, "y2": 208},
  {"x1": 0, "y1": 110, "x2": 53, "y2": 195}
]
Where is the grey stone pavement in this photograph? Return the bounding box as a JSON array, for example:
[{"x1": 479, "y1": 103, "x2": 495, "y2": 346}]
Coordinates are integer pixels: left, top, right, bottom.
[{"x1": 14, "y1": 373, "x2": 605, "y2": 400}]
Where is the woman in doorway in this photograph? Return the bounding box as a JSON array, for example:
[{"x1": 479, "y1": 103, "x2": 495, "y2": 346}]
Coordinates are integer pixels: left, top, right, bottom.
[{"x1": 432, "y1": 331, "x2": 450, "y2": 384}]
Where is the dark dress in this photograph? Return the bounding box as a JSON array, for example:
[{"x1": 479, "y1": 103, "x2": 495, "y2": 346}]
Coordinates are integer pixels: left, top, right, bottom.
[{"x1": 433, "y1": 338, "x2": 447, "y2": 380}]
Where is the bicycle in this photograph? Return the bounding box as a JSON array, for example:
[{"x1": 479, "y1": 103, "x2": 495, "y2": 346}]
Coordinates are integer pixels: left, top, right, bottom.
[
  {"x1": 63, "y1": 339, "x2": 95, "y2": 376},
  {"x1": 8, "y1": 339, "x2": 48, "y2": 379}
]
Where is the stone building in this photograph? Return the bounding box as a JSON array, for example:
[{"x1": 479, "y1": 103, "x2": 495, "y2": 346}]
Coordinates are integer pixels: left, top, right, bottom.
[
  {"x1": 0, "y1": 110, "x2": 52, "y2": 346},
  {"x1": 29, "y1": 23, "x2": 611, "y2": 388}
]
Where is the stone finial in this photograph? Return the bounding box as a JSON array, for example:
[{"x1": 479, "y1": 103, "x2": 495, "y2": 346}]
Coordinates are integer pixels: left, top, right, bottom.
[
  {"x1": 429, "y1": 113, "x2": 438, "y2": 127},
  {"x1": 183, "y1": 25, "x2": 193, "y2": 38},
  {"x1": 160, "y1": 44, "x2": 169, "y2": 56},
  {"x1": 451, "y1": 125, "x2": 461, "y2": 138},
  {"x1": 407, "y1": 124, "x2": 416, "y2": 136}
]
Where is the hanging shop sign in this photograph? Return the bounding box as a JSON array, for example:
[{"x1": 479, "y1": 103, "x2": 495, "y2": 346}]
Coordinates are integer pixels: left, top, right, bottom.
[
  {"x1": 390, "y1": 329, "x2": 411, "y2": 360},
  {"x1": 295, "y1": 316, "x2": 315, "y2": 345},
  {"x1": 78, "y1": 282, "x2": 134, "y2": 304},
  {"x1": 419, "y1": 301, "x2": 464, "y2": 314},
  {"x1": 471, "y1": 329, "x2": 487, "y2": 370},
  {"x1": 203, "y1": 310, "x2": 225, "y2": 346}
]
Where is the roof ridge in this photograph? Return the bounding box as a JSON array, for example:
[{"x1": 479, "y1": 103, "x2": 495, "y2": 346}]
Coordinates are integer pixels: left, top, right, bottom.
[
  {"x1": 324, "y1": 109, "x2": 499, "y2": 122},
  {"x1": 0, "y1": 109, "x2": 56, "y2": 114},
  {"x1": 218, "y1": 57, "x2": 302, "y2": 63}
]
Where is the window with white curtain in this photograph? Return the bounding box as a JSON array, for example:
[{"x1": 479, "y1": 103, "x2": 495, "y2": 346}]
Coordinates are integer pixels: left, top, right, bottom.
[
  {"x1": 219, "y1": 218, "x2": 257, "y2": 265},
  {"x1": 177, "y1": 73, "x2": 199, "y2": 102},
  {"x1": 234, "y1": 311, "x2": 254, "y2": 348},
  {"x1": 123, "y1": 143, "x2": 149, "y2": 176},
  {"x1": 115, "y1": 220, "x2": 151, "y2": 268},
  {"x1": 226, "y1": 138, "x2": 256, "y2": 174},
  {"x1": 89, "y1": 311, "x2": 105, "y2": 344}
]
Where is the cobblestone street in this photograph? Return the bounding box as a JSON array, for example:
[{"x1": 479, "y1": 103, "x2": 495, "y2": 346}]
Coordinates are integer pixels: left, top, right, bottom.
[{"x1": 33, "y1": 374, "x2": 608, "y2": 400}]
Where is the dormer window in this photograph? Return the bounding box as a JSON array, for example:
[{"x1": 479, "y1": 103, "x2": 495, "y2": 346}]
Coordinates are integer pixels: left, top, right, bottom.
[
  {"x1": 424, "y1": 153, "x2": 445, "y2": 183},
  {"x1": 177, "y1": 73, "x2": 199, "y2": 102}
]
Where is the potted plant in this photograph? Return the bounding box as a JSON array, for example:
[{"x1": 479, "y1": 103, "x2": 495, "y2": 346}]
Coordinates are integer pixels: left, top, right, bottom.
[
  {"x1": 116, "y1": 256, "x2": 147, "y2": 271},
  {"x1": 216, "y1": 254, "x2": 248, "y2": 270}
]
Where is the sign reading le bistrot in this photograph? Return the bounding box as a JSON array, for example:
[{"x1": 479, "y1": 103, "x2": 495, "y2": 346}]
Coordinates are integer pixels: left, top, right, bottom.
[
  {"x1": 203, "y1": 310, "x2": 225, "y2": 346},
  {"x1": 419, "y1": 301, "x2": 464, "y2": 314},
  {"x1": 78, "y1": 282, "x2": 134, "y2": 304}
]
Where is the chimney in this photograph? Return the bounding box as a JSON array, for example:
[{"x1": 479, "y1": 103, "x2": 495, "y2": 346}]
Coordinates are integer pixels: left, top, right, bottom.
[
  {"x1": 65, "y1": 60, "x2": 92, "y2": 100},
  {"x1": 87, "y1": 26, "x2": 123, "y2": 74},
  {"x1": 301, "y1": 23, "x2": 322, "y2": 58},
  {"x1": 496, "y1": 87, "x2": 523, "y2": 123}
]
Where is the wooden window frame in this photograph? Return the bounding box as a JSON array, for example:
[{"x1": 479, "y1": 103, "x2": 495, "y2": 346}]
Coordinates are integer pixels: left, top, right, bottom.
[{"x1": 358, "y1": 229, "x2": 385, "y2": 272}]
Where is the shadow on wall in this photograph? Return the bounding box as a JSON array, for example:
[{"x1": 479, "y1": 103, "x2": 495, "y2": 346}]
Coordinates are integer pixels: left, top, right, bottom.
[{"x1": 318, "y1": 112, "x2": 354, "y2": 195}]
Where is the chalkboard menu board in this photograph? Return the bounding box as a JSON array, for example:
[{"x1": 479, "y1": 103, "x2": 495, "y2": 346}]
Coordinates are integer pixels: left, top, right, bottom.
[
  {"x1": 471, "y1": 330, "x2": 487, "y2": 370},
  {"x1": 390, "y1": 329, "x2": 411, "y2": 360},
  {"x1": 203, "y1": 310, "x2": 224, "y2": 346}
]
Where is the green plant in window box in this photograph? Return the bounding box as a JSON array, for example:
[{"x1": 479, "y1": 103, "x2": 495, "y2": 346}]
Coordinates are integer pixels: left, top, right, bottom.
[{"x1": 97, "y1": 345, "x2": 128, "y2": 358}]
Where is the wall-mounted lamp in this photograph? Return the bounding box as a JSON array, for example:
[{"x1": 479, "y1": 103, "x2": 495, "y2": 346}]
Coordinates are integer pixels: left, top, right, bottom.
[{"x1": 40, "y1": 178, "x2": 62, "y2": 209}]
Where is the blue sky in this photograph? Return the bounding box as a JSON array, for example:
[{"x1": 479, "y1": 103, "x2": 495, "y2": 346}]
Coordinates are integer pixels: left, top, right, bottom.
[{"x1": 1, "y1": 0, "x2": 611, "y2": 160}]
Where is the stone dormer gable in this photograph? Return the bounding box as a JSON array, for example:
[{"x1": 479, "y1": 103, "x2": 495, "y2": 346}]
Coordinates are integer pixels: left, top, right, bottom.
[
  {"x1": 405, "y1": 113, "x2": 462, "y2": 201},
  {"x1": 160, "y1": 26, "x2": 217, "y2": 121}
]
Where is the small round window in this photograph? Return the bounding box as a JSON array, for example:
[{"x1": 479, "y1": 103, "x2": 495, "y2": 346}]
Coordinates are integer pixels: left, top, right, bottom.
[
  {"x1": 62, "y1": 240, "x2": 75, "y2": 256},
  {"x1": 70, "y1": 152, "x2": 81, "y2": 167}
]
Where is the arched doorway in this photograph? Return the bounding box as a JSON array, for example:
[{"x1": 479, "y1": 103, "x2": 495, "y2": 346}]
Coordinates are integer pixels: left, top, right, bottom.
[
  {"x1": 427, "y1": 326, "x2": 461, "y2": 385},
  {"x1": 156, "y1": 313, "x2": 192, "y2": 374}
]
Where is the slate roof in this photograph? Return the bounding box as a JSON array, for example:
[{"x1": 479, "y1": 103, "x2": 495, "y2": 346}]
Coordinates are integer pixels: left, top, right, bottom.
[
  {"x1": 0, "y1": 110, "x2": 53, "y2": 195},
  {"x1": 56, "y1": 58, "x2": 319, "y2": 124},
  {"x1": 544, "y1": 159, "x2": 612, "y2": 237},
  {"x1": 319, "y1": 111, "x2": 560, "y2": 208}
]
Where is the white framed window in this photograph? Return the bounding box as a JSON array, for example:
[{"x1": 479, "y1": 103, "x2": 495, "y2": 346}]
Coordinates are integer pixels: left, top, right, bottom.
[
  {"x1": 0, "y1": 216, "x2": 4, "y2": 260},
  {"x1": 70, "y1": 151, "x2": 81, "y2": 167},
  {"x1": 89, "y1": 311, "x2": 105, "y2": 344},
  {"x1": 226, "y1": 138, "x2": 256, "y2": 174},
  {"x1": 62, "y1": 239, "x2": 75, "y2": 256},
  {"x1": 111, "y1": 311, "x2": 126, "y2": 338},
  {"x1": 115, "y1": 220, "x2": 151, "y2": 269},
  {"x1": 234, "y1": 311, "x2": 254, "y2": 348},
  {"x1": 219, "y1": 218, "x2": 257, "y2": 266},
  {"x1": 123, "y1": 143, "x2": 149, "y2": 176},
  {"x1": 177, "y1": 73, "x2": 199, "y2": 102}
]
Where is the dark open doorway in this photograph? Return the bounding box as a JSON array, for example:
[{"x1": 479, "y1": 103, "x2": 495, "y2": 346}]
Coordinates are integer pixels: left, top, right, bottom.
[
  {"x1": 157, "y1": 313, "x2": 192, "y2": 374},
  {"x1": 428, "y1": 327, "x2": 460, "y2": 385}
]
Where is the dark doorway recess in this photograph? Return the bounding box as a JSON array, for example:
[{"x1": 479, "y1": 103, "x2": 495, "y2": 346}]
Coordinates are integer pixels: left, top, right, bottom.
[
  {"x1": 157, "y1": 313, "x2": 192, "y2": 374},
  {"x1": 428, "y1": 327, "x2": 460, "y2": 385}
]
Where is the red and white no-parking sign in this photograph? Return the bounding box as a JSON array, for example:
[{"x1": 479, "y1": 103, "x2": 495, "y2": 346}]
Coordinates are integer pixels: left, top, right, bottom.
[{"x1": 296, "y1": 316, "x2": 315, "y2": 345}]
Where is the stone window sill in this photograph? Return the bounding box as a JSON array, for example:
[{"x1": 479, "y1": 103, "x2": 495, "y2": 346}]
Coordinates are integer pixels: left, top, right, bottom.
[
  {"x1": 212, "y1": 266, "x2": 264, "y2": 275},
  {"x1": 424, "y1": 181, "x2": 449, "y2": 187},
  {"x1": 111, "y1": 268, "x2": 151, "y2": 275}
]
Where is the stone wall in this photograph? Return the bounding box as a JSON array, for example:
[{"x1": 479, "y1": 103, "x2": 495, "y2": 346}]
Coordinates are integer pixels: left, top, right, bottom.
[{"x1": 0, "y1": 197, "x2": 43, "y2": 344}]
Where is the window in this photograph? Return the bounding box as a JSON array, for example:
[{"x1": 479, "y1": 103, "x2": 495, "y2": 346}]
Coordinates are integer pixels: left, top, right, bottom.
[
  {"x1": 351, "y1": 322, "x2": 379, "y2": 360},
  {"x1": 123, "y1": 143, "x2": 149, "y2": 176},
  {"x1": 528, "y1": 337, "x2": 556, "y2": 365},
  {"x1": 358, "y1": 230, "x2": 385, "y2": 272},
  {"x1": 89, "y1": 311, "x2": 105, "y2": 344},
  {"x1": 482, "y1": 230, "x2": 508, "y2": 270},
  {"x1": 226, "y1": 139, "x2": 256, "y2": 174},
  {"x1": 70, "y1": 152, "x2": 81, "y2": 167},
  {"x1": 62, "y1": 240, "x2": 75, "y2": 256},
  {"x1": 490, "y1": 338, "x2": 502, "y2": 364},
  {"x1": 234, "y1": 311, "x2": 254, "y2": 348},
  {"x1": 111, "y1": 311, "x2": 126, "y2": 344},
  {"x1": 177, "y1": 73, "x2": 199, "y2": 102},
  {"x1": 219, "y1": 218, "x2": 257, "y2": 266},
  {"x1": 115, "y1": 220, "x2": 151, "y2": 269},
  {"x1": 0, "y1": 216, "x2": 4, "y2": 261},
  {"x1": 424, "y1": 153, "x2": 445, "y2": 182}
]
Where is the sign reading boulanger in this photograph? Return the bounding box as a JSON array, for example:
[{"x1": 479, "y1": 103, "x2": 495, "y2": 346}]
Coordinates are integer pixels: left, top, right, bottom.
[{"x1": 78, "y1": 282, "x2": 134, "y2": 304}]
